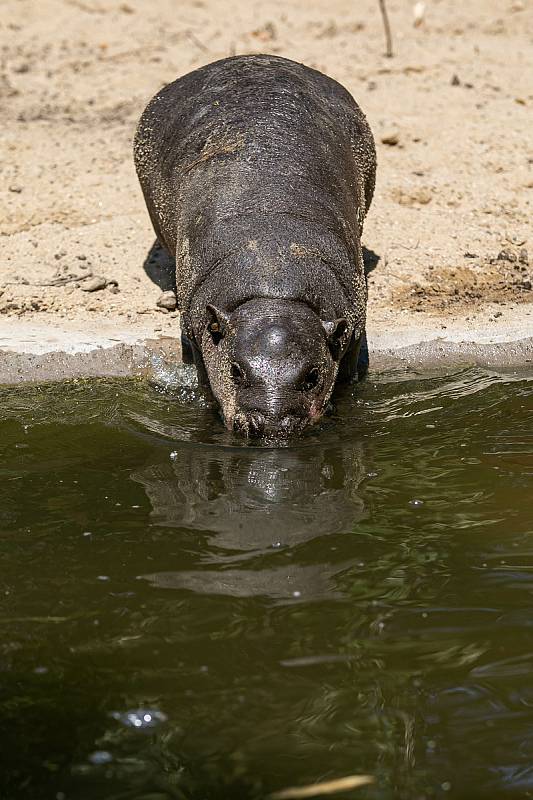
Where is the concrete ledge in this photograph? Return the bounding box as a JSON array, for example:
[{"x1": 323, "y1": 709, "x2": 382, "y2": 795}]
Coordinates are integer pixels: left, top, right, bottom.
[
  {"x1": 0, "y1": 315, "x2": 532, "y2": 385},
  {"x1": 0, "y1": 319, "x2": 183, "y2": 384}
]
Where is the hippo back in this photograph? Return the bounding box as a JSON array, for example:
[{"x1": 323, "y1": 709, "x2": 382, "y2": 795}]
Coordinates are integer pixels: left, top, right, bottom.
[{"x1": 134, "y1": 54, "x2": 376, "y2": 343}]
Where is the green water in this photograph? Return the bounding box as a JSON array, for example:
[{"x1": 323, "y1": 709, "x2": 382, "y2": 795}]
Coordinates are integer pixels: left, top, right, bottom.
[{"x1": 0, "y1": 367, "x2": 532, "y2": 800}]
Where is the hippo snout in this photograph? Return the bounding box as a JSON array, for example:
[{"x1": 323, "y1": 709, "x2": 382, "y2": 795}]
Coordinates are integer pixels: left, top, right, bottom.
[{"x1": 232, "y1": 411, "x2": 305, "y2": 439}]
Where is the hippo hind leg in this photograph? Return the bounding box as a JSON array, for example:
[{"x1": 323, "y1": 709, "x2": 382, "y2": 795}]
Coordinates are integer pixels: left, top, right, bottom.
[{"x1": 143, "y1": 239, "x2": 177, "y2": 293}]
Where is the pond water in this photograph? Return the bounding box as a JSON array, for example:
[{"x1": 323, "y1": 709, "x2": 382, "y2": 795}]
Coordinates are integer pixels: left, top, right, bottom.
[{"x1": 0, "y1": 366, "x2": 532, "y2": 800}]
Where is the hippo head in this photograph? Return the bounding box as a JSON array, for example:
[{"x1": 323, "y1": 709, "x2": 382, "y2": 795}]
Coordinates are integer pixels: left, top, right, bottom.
[{"x1": 200, "y1": 298, "x2": 350, "y2": 438}]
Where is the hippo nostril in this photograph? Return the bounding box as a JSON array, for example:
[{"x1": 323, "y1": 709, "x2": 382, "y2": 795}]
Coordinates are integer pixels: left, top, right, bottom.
[
  {"x1": 248, "y1": 412, "x2": 265, "y2": 438},
  {"x1": 233, "y1": 416, "x2": 246, "y2": 434}
]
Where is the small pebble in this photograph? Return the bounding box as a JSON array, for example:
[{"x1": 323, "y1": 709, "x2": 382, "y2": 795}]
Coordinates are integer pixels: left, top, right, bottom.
[
  {"x1": 380, "y1": 128, "x2": 400, "y2": 146},
  {"x1": 292, "y1": 590, "x2": 301, "y2": 598},
  {"x1": 497, "y1": 248, "x2": 517, "y2": 263},
  {"x1": 413, "y1": 1, "x2": 425, "y2": 27},
  {"x1": 82, "y1": 276, "x2": 107, "y2": 292},
  {"x1": 157, "y1": 290, "x2": 177, "y2": 310},
  {"x1": 409, "y1": 498, "x2": 424, "y2": 508},
  {"x1": 170, "y1": 450, "x2": 178, "y2": 460},
  {"x1": 8, "y1": 185, "x2": 23, "y2": 193},
  {"x1": 97, "y1": 575, "x2": 110, "y2": 581}
]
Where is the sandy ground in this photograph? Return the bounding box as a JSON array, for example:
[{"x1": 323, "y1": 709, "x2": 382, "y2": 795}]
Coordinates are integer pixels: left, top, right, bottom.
[{"x1": 1, "y1": 0, "x2": 532, "y2": 353}]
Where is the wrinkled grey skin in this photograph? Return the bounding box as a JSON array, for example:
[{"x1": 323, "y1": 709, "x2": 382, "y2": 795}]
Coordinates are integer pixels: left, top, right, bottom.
[{"x1": 134, "y1": 54, "x2": 376, "y2": 437}]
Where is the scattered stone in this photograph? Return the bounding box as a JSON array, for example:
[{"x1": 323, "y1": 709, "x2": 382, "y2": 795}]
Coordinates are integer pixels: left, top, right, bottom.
[
  {"x1": 8, "y1": 184, "x2": 23, "y2": 193},
  {"x1": 497, "y1": 249, "x2": 517, "y2": 262},
  {"x1": 391, "y1": 186, "x2": 432, "y2": 206},
  {"x1": 380, "y1": 128, "x2": 400, "y2": 146},
  {"x1": 157, "y1": 290, "x2": 177, "y2": 310},
  {"x1": 81, "y1": 276, "x2": 107, "y2": 292},
  {"x1": 251, "y1": 21, "x2": 276, "y2": 41},
  {"x1": 413, "y1": 2, "x2": 426, "y2": 27},
  {"x1": 521, "y1": 280, "x2": 532, "y2": 290},
  {"x1": 519, "y1": 248, "x2": 529, "y2": 265},
  {"x1": 451, "y1": 74, "x2": 461, "y2": 86}
]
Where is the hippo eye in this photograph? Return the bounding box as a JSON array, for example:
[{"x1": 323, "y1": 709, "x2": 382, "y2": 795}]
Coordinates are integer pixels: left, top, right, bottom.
[
  {"x1": 230, "y1": 362, "x2": 245, "y2": 385},
  {"x1": 303, "y1": 367, "x2": 320, "y2": 391}
]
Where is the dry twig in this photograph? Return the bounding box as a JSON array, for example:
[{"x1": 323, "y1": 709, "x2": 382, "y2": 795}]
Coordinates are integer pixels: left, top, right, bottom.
[{"x1": 378, "y1": 0, "x2": 394, "y2": 57}]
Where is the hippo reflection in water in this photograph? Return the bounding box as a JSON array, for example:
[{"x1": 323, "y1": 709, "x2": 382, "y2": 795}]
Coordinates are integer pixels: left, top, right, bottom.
[{"x1": 132, "y1": 439, "x2": 367, "y2": 601}]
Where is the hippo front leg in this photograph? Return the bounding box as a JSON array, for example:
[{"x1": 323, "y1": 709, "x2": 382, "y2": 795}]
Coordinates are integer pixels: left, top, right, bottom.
[
  {"x1": 337, "y1": 329, "x2": 369, "y2": 384},
  {"x1": 181, "y1": 332, "x2": 210, "y2": 386}
]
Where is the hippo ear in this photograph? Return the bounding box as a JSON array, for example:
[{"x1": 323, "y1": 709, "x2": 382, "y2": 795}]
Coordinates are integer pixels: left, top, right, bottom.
[
  {"x1": 206, "y1": 304, "x2": 230, "y2": 345},
  {"x1": 322, "y1": 318, "x2": 349, "y2": 357}
]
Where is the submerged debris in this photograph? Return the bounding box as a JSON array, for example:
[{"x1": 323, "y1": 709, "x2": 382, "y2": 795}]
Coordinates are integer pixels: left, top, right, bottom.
[
  {"x1": 269, "y1": 774, "x2": 375, "y2": 799},
  {"x1": 110, "y1": 708, "x2": 168, "y2": 729}
]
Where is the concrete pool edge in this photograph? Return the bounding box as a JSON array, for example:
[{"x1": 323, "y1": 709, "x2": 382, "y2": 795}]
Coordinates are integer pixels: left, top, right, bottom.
[{"x1": 0, "y1": 316, "x2": 532, "y2": 384}]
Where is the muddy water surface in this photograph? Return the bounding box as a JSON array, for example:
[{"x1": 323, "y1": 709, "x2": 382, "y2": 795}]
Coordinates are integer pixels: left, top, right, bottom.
[{"x1": 0, "y1": 367, "x2": 532, "y2": 800}]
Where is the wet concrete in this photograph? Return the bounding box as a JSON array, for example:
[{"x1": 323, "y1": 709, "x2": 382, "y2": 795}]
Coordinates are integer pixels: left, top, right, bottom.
[
  {"x1": 0, "y1": 319, "x2": 182, "y2": 384},
  {"x1": 0, "y1": 315, "x2": 531, "y2": 385}
]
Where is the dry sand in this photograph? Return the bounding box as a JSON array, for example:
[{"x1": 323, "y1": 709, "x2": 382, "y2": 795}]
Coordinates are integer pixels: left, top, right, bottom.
[{"x1": 1, "y1": 0, "x2": 532, "y2": 373}]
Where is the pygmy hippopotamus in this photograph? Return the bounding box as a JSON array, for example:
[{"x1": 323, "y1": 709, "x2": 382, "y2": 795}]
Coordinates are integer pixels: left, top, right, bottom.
[{"x1": 134, "y1": 54, "x2": 376, "y2": 438}]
